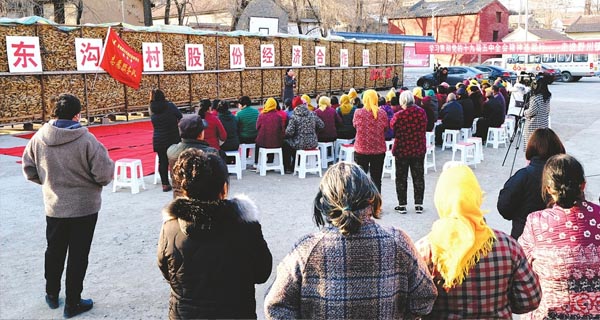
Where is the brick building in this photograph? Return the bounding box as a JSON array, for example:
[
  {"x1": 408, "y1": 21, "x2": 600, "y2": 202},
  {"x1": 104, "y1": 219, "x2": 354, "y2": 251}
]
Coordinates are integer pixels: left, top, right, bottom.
[{"x1": 388, "y1": 0, "x2": 510, "y2": 65}]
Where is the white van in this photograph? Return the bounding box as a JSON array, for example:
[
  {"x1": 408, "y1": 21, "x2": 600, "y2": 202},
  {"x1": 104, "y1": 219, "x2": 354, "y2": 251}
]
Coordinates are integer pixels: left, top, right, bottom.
[{"x1": 482, "y1": 58, "x2": 505, "y2": 68}]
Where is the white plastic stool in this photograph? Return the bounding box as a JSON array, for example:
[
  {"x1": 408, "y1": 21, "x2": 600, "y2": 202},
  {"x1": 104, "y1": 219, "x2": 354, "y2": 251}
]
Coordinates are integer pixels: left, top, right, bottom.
[
  {"x1": 425, "y1": 149, "x2": 435, "y2": 175},
  {"x1": 317, "y1": 142, "x2": 335, "y2": 168},
  {"x1": 452, "y1": 142, "x2": 477, "y2": 166},
  {"x1": 442, "y1": 129, "x2": 460, "y2": 151},
  {"x1": 426, "y1": 131, "x2": 435, "y2": 148},
  {"x1": 460, "y1": 128, "x2": 472, "y2": 142},
  {"x1": 471, "y1": 118, "x2": 479, "y2": 135},
  {"x1": 504, "y1": 117, "x2": 516, "y2": 139},
  {"x1": 294, "y1": 149, "x2": 322, "y2": 179},
  {"x1": 153, "y1": 154, "x2": 160, "y2": 184},
  {"x1": 386, "y1": 140, "x2": 394, "y2": 151},
  {"x1": 467, "y1": 137, "x2": 483, "y2": 163},
  {"x1": 486, "y1": 126, "x2": 508, "y2": 148},
  {"x1": 338, "y1": 144, "x2": 355, "y2": 163},
  {"x1": 239, "y1": 143, "x2": 256, "y2": 169},
  {"x1": 334, "y1": 138, "x2": 354, "y2": 161},
  {"x1": 382, "y1": 150, "x2": 396, "y2": 180},
  {"x1": 257, "y1": 147, "x2": 284, "y2": 176},
  {"x1": 113, "y1": 158, "x2": 146, "y2": 194},
  {"x1": 225, "y1": 150, "x2": 242, "y2": 180}
]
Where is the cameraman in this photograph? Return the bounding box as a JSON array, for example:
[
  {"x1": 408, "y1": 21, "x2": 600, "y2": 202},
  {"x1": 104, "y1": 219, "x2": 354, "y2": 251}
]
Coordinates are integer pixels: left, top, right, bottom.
[
  {"x1": 506, "y1": 72, "x2": 531, "y2": 122},
  {"x1": 523, "y1": 73, "x2": 552, "y2": 149}
]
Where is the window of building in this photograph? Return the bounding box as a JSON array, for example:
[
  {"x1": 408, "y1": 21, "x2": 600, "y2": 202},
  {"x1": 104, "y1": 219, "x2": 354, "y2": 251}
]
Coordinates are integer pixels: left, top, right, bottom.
[
  {"x1": 496, "y1": 12, "x2": 502, "y2": 23},
  {"x1": 493, "y1": 30, "x2": 499, "y2": 42}
]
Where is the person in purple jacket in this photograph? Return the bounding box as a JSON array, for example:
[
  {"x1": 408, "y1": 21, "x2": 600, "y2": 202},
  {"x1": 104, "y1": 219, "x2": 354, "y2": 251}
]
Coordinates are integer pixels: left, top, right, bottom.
[{"x1": 315, "y1": 96, "x2": 342, "y2": 143}]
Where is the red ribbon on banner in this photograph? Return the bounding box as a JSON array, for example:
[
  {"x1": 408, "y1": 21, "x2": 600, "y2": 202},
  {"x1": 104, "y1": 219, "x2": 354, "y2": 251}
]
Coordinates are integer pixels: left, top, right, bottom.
[
  {"x1": 415, "y1": 40, "x2": 600, "y2": 55},
  {"x1": 99, "y1": 28, "x2": 143, "y2": 90}
]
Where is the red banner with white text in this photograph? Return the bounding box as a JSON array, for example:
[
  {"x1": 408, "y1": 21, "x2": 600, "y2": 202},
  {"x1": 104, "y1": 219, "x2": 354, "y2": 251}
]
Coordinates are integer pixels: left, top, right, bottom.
[
  {"x1": 415, "y1": 40, "x2": 600, "y2": 55},
  {"x1": 99, "y1": 28, "x2": 143, "y2": 90}
]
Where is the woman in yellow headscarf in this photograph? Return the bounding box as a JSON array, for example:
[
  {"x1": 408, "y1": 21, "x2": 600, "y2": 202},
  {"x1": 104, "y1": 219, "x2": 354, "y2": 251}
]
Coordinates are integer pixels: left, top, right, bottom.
[
  {"x1": 385, "y1": 88, "x2": 396, "y2": 103},
  {"x1": 262, "y1": 97, "x2": 277, "y2": 114},
  {"x1": 348, "y1": 88, "x2": 358, "y2": 101},
  {"x1": 302, "y1": 94, "x2": 315, "y2": 111},
  {"x1": 415, "y1": 164, "x2": 541, "y2": 319},
  {"x1": 255, "y1": 97, "x2": 284, "y2": 165},
  {"x1": 352, "y1": 89, "x2": 389, "y2": 192}
]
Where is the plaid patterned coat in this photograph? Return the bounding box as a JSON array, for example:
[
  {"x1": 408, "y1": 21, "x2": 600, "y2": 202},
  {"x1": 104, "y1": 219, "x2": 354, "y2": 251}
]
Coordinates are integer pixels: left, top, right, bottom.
[
  {"x1": 416, "y1": 229, "x2": 542, "y2": 319},
  {"x1": 264, "y1": 218, "x2": 437, "y2": 319}
]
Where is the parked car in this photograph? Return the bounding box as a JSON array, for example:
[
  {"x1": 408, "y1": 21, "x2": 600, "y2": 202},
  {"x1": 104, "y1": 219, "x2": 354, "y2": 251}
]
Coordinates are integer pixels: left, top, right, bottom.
[
  {"x1": 473, "y1": 65, "x2": 517, "y2": 83},
  {"x1": 416, "y1": 66, "x2": 487, "y2": 89},
  {"x1": 540, "y1": 64, "x2": 562, "y2": 84}
]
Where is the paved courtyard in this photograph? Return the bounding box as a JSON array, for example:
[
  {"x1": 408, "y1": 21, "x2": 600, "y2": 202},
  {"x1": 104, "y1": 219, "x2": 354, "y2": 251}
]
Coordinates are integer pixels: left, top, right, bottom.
[{"x1": 1, "y1": 77, "x2": 599, "y2": 319}]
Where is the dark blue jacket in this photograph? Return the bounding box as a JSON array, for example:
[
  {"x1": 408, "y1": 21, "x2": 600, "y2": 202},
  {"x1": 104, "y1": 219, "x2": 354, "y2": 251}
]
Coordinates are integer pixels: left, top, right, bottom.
[
  {"x1": 150, "y1": 101, "x2": 182, "y2": 151},
  {"x1": 497, "y1": 157, "x2": 547, "y2": 239}
]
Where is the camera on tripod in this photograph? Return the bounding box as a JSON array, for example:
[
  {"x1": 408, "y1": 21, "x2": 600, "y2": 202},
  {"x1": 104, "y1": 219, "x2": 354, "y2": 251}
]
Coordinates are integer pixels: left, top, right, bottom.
[{"x1": 517, "y1": 72, "x2": 540, "y2": 89}]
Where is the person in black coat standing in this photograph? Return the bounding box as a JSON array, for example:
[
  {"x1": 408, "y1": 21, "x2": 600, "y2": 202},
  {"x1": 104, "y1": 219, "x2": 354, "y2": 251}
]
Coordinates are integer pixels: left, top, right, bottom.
[
  {"x1": 158, "y1": 149, "x2": 272, "y2": 319},
  {"x1": 474, "y1": 88, "x2": 505, "y2": 142},
  {"x1": 456, "y1": 87, "x2": 475, "y2": 130},
  {"x1": 497, "y1": 128, "x2": 565, "y2": 239},
  {"x1": 150, "y1": 89, "x2": 182, "y2": 192},
  {"x1": 283, "y1": 68, "x2": 296, "y2": 103},
  {"x1": 216, "y1": 100, "x2": 240, "y2": 152},
  {"x1": 435, "y1": 93, "x2": 463, "y2": 145}
]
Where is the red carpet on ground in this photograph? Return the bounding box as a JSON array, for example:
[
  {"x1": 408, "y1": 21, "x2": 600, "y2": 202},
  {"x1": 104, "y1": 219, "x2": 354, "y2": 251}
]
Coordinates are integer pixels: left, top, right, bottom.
[{"x1": 1, "y1": 120, "x2": 158, "y2": 176}]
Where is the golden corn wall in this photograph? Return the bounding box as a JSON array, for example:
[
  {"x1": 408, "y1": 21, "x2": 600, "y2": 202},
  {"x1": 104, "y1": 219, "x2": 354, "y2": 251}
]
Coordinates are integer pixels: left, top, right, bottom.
[{"x1": 0, "y1": 24, "x2": 404, "y2": 124}]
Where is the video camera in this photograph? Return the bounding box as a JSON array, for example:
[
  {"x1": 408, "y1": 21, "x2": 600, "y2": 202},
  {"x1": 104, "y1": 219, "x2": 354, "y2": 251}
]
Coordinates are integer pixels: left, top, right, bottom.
[{"x1": 517, "y1": 72, "x2": 545, "y2": 90}]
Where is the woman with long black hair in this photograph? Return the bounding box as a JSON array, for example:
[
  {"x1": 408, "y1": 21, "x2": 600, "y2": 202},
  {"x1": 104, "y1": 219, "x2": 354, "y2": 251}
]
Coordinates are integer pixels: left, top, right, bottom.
[{"x1": 523, "y1": 74, "x2": 552, "y2": 149}]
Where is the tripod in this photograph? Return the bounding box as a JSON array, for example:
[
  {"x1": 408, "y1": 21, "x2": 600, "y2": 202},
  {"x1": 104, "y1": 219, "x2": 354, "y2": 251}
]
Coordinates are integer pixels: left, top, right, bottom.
[{"x1": 502, "y1": 94, "x2": 529, "y2": 176}]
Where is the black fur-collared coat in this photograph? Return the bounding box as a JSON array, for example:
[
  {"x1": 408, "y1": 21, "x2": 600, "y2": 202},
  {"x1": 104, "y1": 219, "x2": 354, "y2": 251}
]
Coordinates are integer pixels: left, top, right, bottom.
[{"x1": 158, "y1": 195, "x2": 272, "y2": 319}]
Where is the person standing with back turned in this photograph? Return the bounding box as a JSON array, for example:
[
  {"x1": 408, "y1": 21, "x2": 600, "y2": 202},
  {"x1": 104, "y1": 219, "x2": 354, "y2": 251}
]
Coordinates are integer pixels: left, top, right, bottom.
[{"x1": 22, "y1": 94, "x2": 114, "y2": 318}]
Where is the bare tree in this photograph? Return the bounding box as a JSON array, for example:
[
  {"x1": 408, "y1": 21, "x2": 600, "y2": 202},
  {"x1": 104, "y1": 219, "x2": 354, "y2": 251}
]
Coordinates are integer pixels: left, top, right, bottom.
[
  {"x1": 173, "y1": 0, "x2": 187, "y2": 25},
  {"x1": 290, "y1": 0, "x2": 303, "y2": 33},
  {"x1": 73, "y1": 0, "x2": 83, "y2": 24},
  {"x1": 230, "y1": 0, "x2": 249, "y2": 31},
  {"x1": 52, "y1": 0, "x2": 65, "y2": 23},
  {"x1": 164, "y1": 0, "x2": 171, "y2": 24},
  {"x1": 143, "y1": 0, "x2": 154, "y2": 26}
]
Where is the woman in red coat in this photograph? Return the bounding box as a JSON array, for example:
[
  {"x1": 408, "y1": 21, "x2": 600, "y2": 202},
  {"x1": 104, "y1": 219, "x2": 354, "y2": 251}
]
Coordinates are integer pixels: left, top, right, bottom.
[
  {"x1": 197, "y1": 99, "x2": 227, "y2": 150},
  {"x1": 255, "y1": 98, "x2": 284, "y2": 164}
]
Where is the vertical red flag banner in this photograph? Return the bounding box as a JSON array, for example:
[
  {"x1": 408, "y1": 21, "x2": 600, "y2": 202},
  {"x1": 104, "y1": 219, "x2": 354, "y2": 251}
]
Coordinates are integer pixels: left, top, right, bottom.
[{"x1": 99, "y1": 28, "x2": 143, "y2": 90}]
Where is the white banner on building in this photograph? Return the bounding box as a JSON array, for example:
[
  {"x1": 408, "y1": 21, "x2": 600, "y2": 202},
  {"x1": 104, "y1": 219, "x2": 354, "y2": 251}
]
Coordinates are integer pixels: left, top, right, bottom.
[
  {"x1": 362, "y1": 49, "x2": 370, "y2": 66},
  {"x1": 185, "y1": 44, "x2": 205, "y2": 71},
  {"x1": 6, "y1": 36, "x2": 42, "y2": 73},
  {"x1": 75, "y1": 38, "x2": 103, "y2": 71},
  {"x1": 230, "y1": 44, "x2": 246, "y2": 69},
  {"x1": 143, "y1": 42, "x2": 164, "y2": 72},
  {"x1": 315, "y1": 46, "x2": 326, "y2": 66},
  {"x1": 260, "y1": 44, "x2": 275, "y2": 67},
  {"x1": 340, "y1": 49, "x2": 349, "y2": 68},
  {"x1": 291, "y1": 45, "x2": 303, "y2": 67}
]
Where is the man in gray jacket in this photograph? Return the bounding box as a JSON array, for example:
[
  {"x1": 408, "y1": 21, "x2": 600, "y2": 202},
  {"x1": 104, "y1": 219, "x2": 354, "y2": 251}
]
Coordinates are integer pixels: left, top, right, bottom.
[{"x1": 22, "y1": 94, "x2": 114, "y2": 318}]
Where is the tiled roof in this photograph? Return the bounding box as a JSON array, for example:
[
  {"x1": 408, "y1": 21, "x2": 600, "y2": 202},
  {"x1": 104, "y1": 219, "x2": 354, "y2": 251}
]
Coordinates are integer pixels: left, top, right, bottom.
[
  {"x1": 565, "y1": 15, "x2": 600, "y2": 33},
  {"x1": 528, "y1": 28, "x2": 572, "y2": 40},
  {"x1": 391, "y1": 0, "x2": 505, "y2": 19}
]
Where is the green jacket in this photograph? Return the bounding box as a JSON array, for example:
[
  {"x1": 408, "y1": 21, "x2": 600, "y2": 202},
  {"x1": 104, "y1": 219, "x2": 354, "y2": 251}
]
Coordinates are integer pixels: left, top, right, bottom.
[{"x1": 236, "y1": 106, "x2": 259, "y2": 139}]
